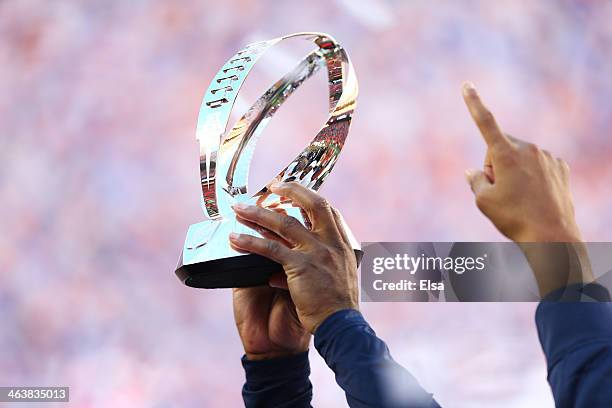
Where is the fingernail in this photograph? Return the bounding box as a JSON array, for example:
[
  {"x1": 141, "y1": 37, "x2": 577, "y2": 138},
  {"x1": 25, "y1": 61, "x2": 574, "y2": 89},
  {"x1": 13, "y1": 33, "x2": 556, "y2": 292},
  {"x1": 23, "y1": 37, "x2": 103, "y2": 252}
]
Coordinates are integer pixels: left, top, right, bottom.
[
  {"x1": 462, "y1": 81, "x2": 476, "y2": 93},
  {"x1": 464, "y1": 169, "x2": 475, "y2": 182},
  {"x1": 229, "y1": 232, "x2": 241, "y2": 241},
  {"x1": 232, "y1": 202, "x2": 249, "y2": 211},
  {"x1": 269, "y1": 181, "x2": 282, "y2": 191}
]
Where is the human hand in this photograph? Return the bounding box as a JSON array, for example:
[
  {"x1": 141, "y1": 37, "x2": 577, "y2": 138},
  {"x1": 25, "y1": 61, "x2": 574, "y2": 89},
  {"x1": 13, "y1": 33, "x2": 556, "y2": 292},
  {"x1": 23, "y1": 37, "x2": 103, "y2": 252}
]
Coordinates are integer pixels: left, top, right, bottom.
[
  {"x1": 462, "y1": 82, "x2": 582, "y2": 243},
  {"x1": 462, "y1": 82, "x2": 592, "y2": 296},
  {"x1": 233, "y1": 286, "x2": 310, "y2": 361},
  {"x1": 229, "y1": 182, "x2": 359, "y2": 334}
]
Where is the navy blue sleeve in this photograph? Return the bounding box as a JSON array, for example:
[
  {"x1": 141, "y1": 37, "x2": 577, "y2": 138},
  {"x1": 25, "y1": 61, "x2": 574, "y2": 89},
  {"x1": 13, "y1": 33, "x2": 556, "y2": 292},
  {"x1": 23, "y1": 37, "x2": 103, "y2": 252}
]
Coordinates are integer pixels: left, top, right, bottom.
[
  {"x1": 241, "y1": 351, "x2": 312, "y2": 408},
  {"x1": 314, "y1": 309, "x2": 440, "y2": 408},
  {"x1": 536, "y1": 284, "x2": 612, "y2": 408}
]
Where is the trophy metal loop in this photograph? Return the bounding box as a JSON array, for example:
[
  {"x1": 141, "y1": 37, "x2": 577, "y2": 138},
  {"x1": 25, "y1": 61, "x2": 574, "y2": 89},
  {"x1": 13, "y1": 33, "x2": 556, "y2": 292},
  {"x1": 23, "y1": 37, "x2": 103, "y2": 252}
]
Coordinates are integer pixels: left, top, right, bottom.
[
  {"x1": 196, "y1": 32, "x2": 358, "y2": 220},
  {"x1": 177, "y1": 32, "x2": 360, "y2": 288}
]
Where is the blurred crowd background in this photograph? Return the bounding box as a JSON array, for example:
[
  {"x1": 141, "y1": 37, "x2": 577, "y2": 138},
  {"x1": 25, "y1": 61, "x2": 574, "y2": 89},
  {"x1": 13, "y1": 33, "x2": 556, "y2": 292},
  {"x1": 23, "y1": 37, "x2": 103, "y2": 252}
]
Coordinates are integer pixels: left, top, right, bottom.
[{"x1": 2, "y1": 0, "x2": 612, "y2": 407}]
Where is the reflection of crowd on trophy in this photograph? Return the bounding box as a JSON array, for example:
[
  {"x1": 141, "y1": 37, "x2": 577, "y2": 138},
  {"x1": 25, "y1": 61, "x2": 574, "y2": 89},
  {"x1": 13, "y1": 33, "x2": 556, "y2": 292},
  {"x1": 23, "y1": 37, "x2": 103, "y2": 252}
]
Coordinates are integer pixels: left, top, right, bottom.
[
  {"x1": 282, "y1": 120, "x2": 349, "y2": 190},
  {"x1": 3, "y1": 1, "x2": 612, "y2": 406}
]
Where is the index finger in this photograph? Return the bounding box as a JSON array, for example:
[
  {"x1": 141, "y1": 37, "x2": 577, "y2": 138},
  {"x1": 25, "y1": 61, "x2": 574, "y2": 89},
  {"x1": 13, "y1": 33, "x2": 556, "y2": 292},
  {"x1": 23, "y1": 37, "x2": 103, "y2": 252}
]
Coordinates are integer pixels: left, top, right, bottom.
[{"x1": 462, "y1": 82, "x2": 513, "y2": 152}]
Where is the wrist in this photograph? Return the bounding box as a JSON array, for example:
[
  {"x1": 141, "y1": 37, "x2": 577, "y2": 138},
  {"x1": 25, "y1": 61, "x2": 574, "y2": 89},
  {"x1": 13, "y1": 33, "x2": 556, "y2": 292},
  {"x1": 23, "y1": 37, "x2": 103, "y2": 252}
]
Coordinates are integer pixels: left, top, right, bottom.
[
  {"x1": 241, "y1": 350, "x2": 311, "y2": 396},
  {"x1": 513, "y1": 224, "x2": 582, "y2": 243},
  {"x1": 517, "y1": 241, "x2": 593, "y2": 298},
  {"x1": 245, "y1": 349, "x2": 308, "y2": 361},
  {"x1": 310, "y1": 303, "x2": 359, "y2": 334},
  {"x1": 313, "y1": 309, "x2": 369, "y2": 362}
]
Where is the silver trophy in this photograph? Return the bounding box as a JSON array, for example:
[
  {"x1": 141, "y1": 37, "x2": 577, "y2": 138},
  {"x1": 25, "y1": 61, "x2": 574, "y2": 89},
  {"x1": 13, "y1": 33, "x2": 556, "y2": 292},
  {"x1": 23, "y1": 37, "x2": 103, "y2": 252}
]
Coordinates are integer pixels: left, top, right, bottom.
[{"x1": 175, "y1": 32, "x2": 361, "y2": 288}]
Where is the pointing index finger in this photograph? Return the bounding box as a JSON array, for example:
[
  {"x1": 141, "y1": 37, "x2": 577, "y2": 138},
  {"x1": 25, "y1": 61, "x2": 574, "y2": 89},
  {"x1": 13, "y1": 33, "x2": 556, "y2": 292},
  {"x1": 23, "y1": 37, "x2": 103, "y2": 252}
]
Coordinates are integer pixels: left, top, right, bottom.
[{"x1": 462, "y1": 82, "x2": 513, "y2": 152}]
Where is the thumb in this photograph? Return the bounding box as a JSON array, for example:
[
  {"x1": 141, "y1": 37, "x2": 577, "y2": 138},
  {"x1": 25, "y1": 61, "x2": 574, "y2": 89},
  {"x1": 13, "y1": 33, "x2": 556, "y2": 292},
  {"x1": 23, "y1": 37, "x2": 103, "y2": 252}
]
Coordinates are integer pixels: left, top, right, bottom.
[{"x1": 465, "y1": 168, "x2": 492, "y2": 196}]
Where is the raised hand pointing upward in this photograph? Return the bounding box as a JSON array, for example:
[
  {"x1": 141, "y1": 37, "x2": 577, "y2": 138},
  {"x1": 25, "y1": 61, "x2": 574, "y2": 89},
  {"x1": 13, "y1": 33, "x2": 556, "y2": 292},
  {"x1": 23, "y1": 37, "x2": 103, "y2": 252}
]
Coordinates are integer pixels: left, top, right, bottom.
[{"x1": 462, "y1": 81, "x2": 582, "y2": 244}]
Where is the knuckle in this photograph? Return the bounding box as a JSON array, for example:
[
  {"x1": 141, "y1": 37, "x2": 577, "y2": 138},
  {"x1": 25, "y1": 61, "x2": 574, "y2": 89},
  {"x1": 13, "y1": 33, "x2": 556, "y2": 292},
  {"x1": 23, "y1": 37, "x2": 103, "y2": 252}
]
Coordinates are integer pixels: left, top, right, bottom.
[
  {"x1": 283, "y1": 181, "x2": 300, "y2": 191},
  {"x1": 331, "y1": 240, "x2": 349, "y2": 254},
  {"x1": 265, "y1": 239, "x2": 280, "y2": 256},
  {"x1": 318, "y1": 245, "x2": 335, "y2": 263},
  {"x1": 496, "y1": 148, "x2": 517, "y2": 164},
  {"x1": 476, "y1": 109, "x2": 495, "y2": 126},
  {"x1": 524, "y1": 142, "x2": 540, "y2": 156},
  {"x1": 238, "y1": 234, "x2": 255, "y2": 248},
  {"x1": 558, "y1": 158, "x2": 569, "y2": 169},
  {"x1": 474, "y1": 193, "x2": 490, "y2": 210},
  {"x1": 312, "y1": 196, "x2": 331, "y2": 211},
  {"x1": 280, "y1": 215, "x2": 301, "y2": 234},
  {"x1": 249, "y1": 205, "x2": 264, "y2": 220}
]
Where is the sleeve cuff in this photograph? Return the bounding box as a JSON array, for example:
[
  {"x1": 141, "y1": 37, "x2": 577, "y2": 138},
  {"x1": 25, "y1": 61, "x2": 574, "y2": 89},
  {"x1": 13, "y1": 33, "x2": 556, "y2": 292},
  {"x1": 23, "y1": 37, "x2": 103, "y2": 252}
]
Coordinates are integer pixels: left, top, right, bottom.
[
  {"x1": 536, "y1": 284, "x2": 612, "y2": 370},
  {"x1": 242, "y1": 351, "x2": 310, "y2": 389},
  {"x1": 314, "y1": 309, "x2": 372, "y2": 361},
  {"x1": 542, "y1": 282, "x2": 611, "y2": 302}
]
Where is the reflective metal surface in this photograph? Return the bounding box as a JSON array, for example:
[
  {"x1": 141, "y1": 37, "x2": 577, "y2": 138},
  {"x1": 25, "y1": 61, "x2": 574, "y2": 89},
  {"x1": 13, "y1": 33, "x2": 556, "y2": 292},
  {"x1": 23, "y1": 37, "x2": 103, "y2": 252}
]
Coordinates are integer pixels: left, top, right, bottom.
[{"x1": 177, "y1": 32, "x2": 359, "y2": 286}]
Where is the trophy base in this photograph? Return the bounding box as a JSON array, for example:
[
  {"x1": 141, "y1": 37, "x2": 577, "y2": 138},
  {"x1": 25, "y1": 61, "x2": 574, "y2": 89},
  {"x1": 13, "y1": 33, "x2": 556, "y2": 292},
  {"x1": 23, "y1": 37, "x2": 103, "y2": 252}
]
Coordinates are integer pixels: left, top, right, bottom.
[
  {"x1": 176, "y1": 210, "x2": 363, "y2": 289},
  {"x1": 176, "y1": 252, "x2": 282, "y2": 288},
  {"x1": 175, "y1": 249, "x2": 364, "y2": 289}
]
